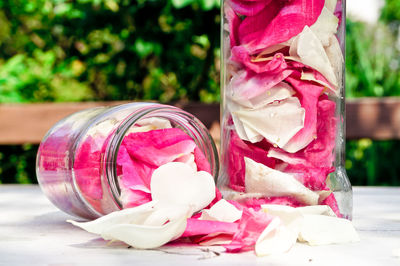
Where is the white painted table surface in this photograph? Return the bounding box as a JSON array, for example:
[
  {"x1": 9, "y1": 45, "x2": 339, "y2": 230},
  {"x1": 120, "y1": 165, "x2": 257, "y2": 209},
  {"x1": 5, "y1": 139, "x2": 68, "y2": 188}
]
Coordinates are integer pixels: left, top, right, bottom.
[{"x1": 1, "y1": 185, "x2": 399, "y2": 265}]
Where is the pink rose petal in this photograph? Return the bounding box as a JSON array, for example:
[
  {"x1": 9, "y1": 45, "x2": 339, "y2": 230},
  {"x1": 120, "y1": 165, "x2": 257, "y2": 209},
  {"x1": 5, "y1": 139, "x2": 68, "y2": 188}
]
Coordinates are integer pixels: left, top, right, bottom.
[
  {"x1": 181, "y1": 218, "x2": 239, "y2": 238},
  {"x1": 193, "y1": 146, "x2": 212, "y2": 173},
  {"x1": 239, "y1": 0, "x2": 325, "y2": 54},
  {"x1": 224, "y1": 207, "x2": 273, "y2": 252},
  {"x1": 225, "y1": 2, "x2": 241, "y2": 48},
  {"x1": 283, "y1": 76, "x2": 325, "y2": 153},
  {"x1": 231, "y1": 49, "x2": 289, "y2": 74},
  {"x1": 122, "y1": 128, "x2": 196, "y2": 167},
  {"x1": 321, "y1": 193, "x2": 341, "y2": 218},
  {"x1": 74, "y1": 136, "x2": 104, "y2": 200},
  {"x1": 230, "y1": 0, "x2": 272, "y2": 17},
  {"x1": 227, "y1": 130, "x2": 275, "y2": 192}
]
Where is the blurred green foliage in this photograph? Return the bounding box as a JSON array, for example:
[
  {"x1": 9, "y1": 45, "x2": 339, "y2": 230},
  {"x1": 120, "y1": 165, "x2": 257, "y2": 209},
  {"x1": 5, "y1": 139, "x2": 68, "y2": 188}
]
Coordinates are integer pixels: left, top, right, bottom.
[
  {"x1": 1, "y1": 0, "x2": 400, "y2": 185},
  {"x1": 0, "y1": 0, "x2": 221, "y2": 104}
]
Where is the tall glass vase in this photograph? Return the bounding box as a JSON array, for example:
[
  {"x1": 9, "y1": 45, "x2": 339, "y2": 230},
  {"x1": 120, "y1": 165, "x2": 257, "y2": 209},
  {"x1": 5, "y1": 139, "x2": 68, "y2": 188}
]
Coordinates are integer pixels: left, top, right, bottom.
[{"x1": 219, "y1": 0, "x2": 352, "y2": 219}]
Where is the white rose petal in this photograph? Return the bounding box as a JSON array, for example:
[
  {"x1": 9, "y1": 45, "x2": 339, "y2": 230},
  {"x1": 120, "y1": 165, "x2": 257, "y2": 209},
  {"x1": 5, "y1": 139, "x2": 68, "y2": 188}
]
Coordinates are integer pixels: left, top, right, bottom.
[
  {"x1": 101, "y1": 210, "x2": 188, "y2": 249},
  {"x1": 310, "y1": 7, "x2": 339, "y2": 47},
  {"x1": 136, "y1": 117, "x2": 172, "y2": 129},
  {"x1": 325, "y1": 35, "x2": 344, "y2": 89},
  {"x1": 298, "y1": 214, "x2": 360, "y2": 245},
  {"x1": 231, "y1": 81, "x2": 295, "y2": 109},
  {"x1": 325, "y1": 0, "x2": 338, "y2": 12},
  {"x1": 297, "y1": 205, "x2": 337, "y2": 217},
  {"x1": 234, "y1": 97, "x2": 305, "y2": 148},
  {"x1": 200, "y1": 199, "x2": 242, "y2": 223},
  {"x1": 151, "y1": 162, "x2": 216, "y2": 213},
  {"x1": 67, "y1": 201, "x2": 191, "y2": 249},
  {"x1": 244, "y1": 158, "x2": 319, "y2": 206},
  {"x1": 255, "y1": 216, "x2": 300, "y2": 256},
  {"x1": 290, "y1": 26, "x2": 338, "y2": 87},
  {"x1": 300, "y1": 71, "x2": 336, "y2": 95},
  {"x1": 67, "y1": 201, "x2": 158, "y2": 235}
]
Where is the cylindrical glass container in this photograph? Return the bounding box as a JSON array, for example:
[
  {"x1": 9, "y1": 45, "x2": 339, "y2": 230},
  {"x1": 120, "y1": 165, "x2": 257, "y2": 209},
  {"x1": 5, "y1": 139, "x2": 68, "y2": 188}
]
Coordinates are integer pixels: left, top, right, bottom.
[
  {"x1": 36, "y1": 103, "x2": 219, "y2": 220},
  {"x1": 219, "y1": 0, "x2": 351, "y2": 218}
]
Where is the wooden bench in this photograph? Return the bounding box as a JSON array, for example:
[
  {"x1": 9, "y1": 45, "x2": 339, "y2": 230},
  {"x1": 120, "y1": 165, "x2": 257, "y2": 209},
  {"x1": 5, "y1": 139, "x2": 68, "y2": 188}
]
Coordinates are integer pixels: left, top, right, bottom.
[{"x1": 1, "y1": 97, "x2": 400, "y2": 145}]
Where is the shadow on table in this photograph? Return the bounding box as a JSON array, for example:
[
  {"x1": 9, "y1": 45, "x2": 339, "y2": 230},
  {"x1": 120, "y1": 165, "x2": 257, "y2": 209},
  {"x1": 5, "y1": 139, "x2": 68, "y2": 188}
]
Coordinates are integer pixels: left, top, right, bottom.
[{"x1": 10, "y1": 211, "x2": 74, "y2": 229}]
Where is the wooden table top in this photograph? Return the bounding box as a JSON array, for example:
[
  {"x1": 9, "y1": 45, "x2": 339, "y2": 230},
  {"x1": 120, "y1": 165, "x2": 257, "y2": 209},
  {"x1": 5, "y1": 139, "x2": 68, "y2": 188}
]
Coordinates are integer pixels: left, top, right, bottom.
[{"x1": 1, "y1": 185, "x2": 399, "y2": 265}]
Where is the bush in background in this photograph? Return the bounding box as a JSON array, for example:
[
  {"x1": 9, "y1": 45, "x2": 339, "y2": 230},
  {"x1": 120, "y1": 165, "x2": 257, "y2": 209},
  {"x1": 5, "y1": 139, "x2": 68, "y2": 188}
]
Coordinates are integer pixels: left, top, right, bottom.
[{"x1": 1, "y1": 0, "x2": 400, "y2": 185}]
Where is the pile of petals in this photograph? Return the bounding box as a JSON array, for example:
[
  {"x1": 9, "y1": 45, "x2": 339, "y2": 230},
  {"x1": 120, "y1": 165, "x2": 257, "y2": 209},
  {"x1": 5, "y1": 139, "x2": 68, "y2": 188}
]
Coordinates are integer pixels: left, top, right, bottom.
[
  {"x1": 221, "y1": 0, "x2": 346, "y2": 217},
  {"x1": 68, "y1": 161, "x2": 359, "y2": 255}
]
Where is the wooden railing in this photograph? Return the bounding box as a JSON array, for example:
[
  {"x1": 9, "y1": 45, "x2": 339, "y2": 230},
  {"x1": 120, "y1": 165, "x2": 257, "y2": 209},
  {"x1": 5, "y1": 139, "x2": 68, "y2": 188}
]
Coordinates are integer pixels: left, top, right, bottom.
[{"x1": 1, "y1": 97, "x2": 399, "y2": 145}]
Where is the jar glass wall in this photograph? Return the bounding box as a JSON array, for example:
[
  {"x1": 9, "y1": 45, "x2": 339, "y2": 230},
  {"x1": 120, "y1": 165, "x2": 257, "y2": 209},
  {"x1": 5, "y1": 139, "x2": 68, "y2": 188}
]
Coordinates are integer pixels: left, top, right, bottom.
[
  {"x1": 219, "y1": 0, "x2": 352, "y2": 218},
  {"x1": 36, "y1": 103, "x2": 219, "y2": 220}
]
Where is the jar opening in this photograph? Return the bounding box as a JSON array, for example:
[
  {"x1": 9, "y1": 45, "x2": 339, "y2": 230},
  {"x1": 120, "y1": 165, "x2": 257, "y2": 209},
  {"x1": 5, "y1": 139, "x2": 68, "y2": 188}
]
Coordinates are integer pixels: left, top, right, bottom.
[{"x1": 105, "y1": 104, "x2": 219, "y2": 211}]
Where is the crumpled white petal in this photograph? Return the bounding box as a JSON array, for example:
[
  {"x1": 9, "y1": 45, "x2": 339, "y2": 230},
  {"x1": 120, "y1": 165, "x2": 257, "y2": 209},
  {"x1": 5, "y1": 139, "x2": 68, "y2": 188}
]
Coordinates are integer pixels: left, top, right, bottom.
[
  {"x1": 310, "y1": 7, "x2": 339, "y2": 47},
  {"x1": 67, "y1": 201, "x2": 191, "y2": 249},
  {"x1": 67, "y1": 201, "x2": 158, "y2": 234},
  {"x1": 199, "y1": 199, "x2": 242, "y2": 223},
  {"x1": 289, "y1": 26, "x2": 338, "y2": 87},
  {"x1": 231, "y1": 81, "x2": 295, "y2": 109},
  {"x1": 256, "y1": 204, "x2": 359, "y2": 254},
  {"x1": 256, "y1": 209, "x2": 303, "y2": 256},
  {"x1": 151, "y1": 162, "x2": 216, "y2": 213},
  {"x1": 233, "y1": 97, "x2": 305, "y2": 148},
  {"x1": 244, "y1": 157, "x2": 319, "y2": 205},
  {"x1": 298, "y1": 214, "x2": 360, "y2": 245}
]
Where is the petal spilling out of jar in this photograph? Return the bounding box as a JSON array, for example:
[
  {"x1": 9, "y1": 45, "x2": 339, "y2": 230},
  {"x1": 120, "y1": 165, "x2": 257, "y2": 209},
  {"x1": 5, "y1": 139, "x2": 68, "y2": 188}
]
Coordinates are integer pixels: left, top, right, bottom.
[
  {"x1": 199, "y1": 199, "x2": 243, "y2": 223},
  {"x1": 256, "y1": 204, "x2": 359, "y2": 254},
  {"x1": 151, "y1": 162, "x2": 216, "y2": 213},
  {"x1": 298, "y1": 214, "x2": 360, "y2": 245},
  {"x1": 255, "y1": 216, "x2": 300, "y2": 256},
  {"x1": 68, "y1": 162, "x2": 217, "y2": 249}
]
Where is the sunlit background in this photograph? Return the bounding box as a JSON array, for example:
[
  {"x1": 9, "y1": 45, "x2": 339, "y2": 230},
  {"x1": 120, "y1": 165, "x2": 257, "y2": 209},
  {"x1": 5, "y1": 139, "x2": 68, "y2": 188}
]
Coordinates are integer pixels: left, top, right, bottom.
[{"x1": 0, "y1": 0, "x2": 399, "y2": 186}]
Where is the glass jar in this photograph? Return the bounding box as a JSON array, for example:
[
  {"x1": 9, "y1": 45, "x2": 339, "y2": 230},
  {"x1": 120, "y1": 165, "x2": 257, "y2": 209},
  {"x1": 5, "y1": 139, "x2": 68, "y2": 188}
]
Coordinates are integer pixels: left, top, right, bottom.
[
  {"x1": 36, "y1": 103, "x2": 219, "y2": 220},
  {"x1": 219, "y1": 0, "x2": 352, "y2": 218}
]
